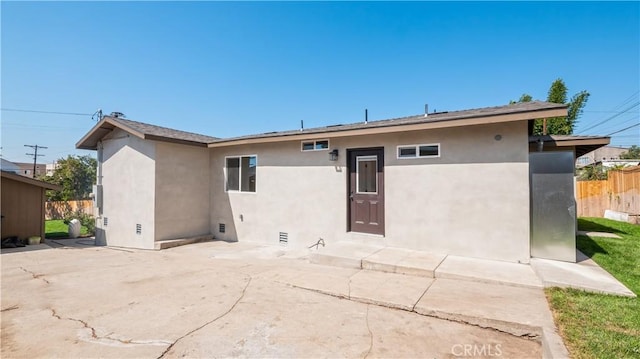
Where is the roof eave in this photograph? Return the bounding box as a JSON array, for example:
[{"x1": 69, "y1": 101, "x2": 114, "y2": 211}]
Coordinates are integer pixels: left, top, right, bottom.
[
  {"x1": 76, "y1": 117, "x2": 146, "y2": 150},
  {"x1": 1, "y1": 171, "x2": 63, "y2": 190},
  {"x1": 529, "y1": 135, "x2": 611, "y2": 158},
  {"x1": 208, "y1": 106, "x2": 568, "y2": 148},
  {"x1": 529, "y1": 135, "x2": 611, "y2": 147},
  {"x1": 144, "y1": 134, "x2": 210, "y2": 147}
]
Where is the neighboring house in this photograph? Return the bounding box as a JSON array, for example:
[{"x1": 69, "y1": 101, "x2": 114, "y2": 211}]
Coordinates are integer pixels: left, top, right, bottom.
[
  {"x1": 1, "y1": 171, "x2": 62, "y2": 240},
  {"x1": 13, "y1": 162, "x2": 47, "y2": 178},
  {"x1": 77, "y1": 101, "x2": 609, "y2": 263},
  {"x1": 0, "y1": 159, "x2": 21, "y2": 174},
  {"x1": 597, "y1": 159, "x2": 640, "y2": 168},
  {"x1": 46, "y1": 161, "x2": 59, "y2": 176},
  {"x1": 576, "y1": 146, "x2": 632, "y2": 168}
]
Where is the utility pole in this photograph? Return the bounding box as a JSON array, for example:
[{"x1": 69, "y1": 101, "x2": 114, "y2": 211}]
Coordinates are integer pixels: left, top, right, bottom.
[{"x1": 24, "y1": 144, "x2": 47, "y2": 178}]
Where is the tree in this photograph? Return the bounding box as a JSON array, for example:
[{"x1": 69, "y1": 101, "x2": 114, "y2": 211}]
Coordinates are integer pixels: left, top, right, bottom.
[
  {"x1": 512, "y1": 78, "x2": 590, "y2": 135},
  {"x1": 619, "y1": 145, "x2": 640, "y2": 159},
  {"x1": 41, "y1": 155, "x2": 97, "y2": 201}
]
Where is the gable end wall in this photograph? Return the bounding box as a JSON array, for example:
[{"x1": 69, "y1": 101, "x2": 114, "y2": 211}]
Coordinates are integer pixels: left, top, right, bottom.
[{"x1": 96, "y1": 129, "x2": 156, "y2": 249}]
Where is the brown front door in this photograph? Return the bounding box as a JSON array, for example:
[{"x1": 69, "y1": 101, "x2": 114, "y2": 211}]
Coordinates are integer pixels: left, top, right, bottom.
[{"x1": 348, "y1": 148, "x2": 384, "y2": 235}]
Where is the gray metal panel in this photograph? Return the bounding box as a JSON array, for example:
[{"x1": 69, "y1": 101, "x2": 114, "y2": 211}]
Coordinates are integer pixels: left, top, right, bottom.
[{"x1": 530, "y1": 151, "x2": 576, "y2": 262}]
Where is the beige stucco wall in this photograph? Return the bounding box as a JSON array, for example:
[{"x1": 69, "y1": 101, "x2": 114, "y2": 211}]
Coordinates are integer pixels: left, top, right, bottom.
[
  {"x1": 210, "y1": 121, "x2": 531, "y2": 262},
  {"x1": 210, "y1": 144, "x2": 347, "y2": 247},
  {"x1": 154, "y1": 142, "x2": 211, "y2": 241},
  {"x1": 97, "y1": 129, "x2": 156, "y2": 249}
]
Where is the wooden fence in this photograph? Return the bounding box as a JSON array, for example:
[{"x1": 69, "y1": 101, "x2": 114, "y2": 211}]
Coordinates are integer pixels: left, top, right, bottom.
[
  {"x1": 576, "y1": 166, "x2": 640, "y2": 222},
  {"x1": 45, "y1": 200, "x2": 93, "y2": 220}
]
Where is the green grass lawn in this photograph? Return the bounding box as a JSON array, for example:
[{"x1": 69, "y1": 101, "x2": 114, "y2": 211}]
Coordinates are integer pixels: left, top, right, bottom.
[
  {"x1": 45, "y1": 220, "x2": 90, "y2": 239},
  {"x1": 546, "y1": 217, "x2": 640, "y2": 359}
]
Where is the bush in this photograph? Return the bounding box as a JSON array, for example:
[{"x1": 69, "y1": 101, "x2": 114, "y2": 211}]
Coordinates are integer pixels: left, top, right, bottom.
[{"x1": 62, "y1": 209, "x2": 95, "y2": 235}]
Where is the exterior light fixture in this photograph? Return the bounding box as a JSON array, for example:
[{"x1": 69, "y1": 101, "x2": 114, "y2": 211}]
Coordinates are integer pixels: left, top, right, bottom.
[{"x1": 329, "y1": 149, "x2": 339, "y2": 161}]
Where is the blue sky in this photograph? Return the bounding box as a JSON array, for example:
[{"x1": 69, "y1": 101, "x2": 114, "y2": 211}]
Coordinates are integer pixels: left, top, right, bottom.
[{"x1": 2, "y1": 1, "x2": 638, "y2": 163}]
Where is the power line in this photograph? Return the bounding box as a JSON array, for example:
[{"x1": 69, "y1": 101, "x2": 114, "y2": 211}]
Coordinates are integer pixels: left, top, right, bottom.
[
  {"x1": 584, "y1": 110, "x2": 640, "y2": 113},
  {"x1": 608, "y1": 90, "x2": 639, "y2": 112},
  {"x1": 592, "y1": 115, "x2": 638, "y2": 133},
  {"x1": 606, "y1": 123, "x2": 640, "y2": 136},
  {"x1": 1, "y1": 108, "x2": 92, "y2": 116},
  {"x1": 24, "y1": 144, "x2": 48, "y2": 178},
  {"x1": 577, "y1": 90, "x2": 639, "y2": 133},
  {"x1": 3, "y1": 123, "x2": 84, "y2": 130},
  {"x1": 578, "y1": 102, "x2": 640, "y2": 134}
]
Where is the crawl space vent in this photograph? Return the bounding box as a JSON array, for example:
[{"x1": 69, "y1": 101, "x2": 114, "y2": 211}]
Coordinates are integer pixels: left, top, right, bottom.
[
  {"x1": 279, "y1": 232, "x2": 288, "y2": 246},
  {"x1": 219, "y1": 223, "x2": 226, "y2": 233},
  {"x1": 136, "y1": 224, "x2": 142, "y2": 235},
  {"x1": 103, "y1": 217, "x2": 108, "y2": 226}
]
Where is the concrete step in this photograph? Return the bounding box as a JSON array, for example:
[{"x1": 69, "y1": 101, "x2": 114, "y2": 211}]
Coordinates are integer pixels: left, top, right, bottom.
[
  {"x1": 310, "y1": 243, "x2": 447, "y2": 278},
  {"x1": 531, "y1": 255, "x2": 636, "y2": 297},
  {"x1": 435, "y1": 255, "x2": 544, "y2": 289},
  {"x1": 154, "y1": 234, "x2": 213, "y2": 250},
  {"x1": 309, "y1": 242, "x2": 384, "y2": 269},
  {"x1": 310, "y1": 242, "x2": 636, "y2": 297},
  {"x1": 362, "y1": 247, "x2": 447, "y2": 277}
]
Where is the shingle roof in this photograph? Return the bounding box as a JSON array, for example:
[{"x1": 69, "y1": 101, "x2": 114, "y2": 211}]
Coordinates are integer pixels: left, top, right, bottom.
[
  {"x1": 77, "y1": 116, "x2": 218, "y2": 150},
  {"x1": 78, "y1": 101, "x2": 568, "y2": 150},
  {"x1": 110, "y1": 117, "x2": 218, "y2": 144},
  {"x1": 210, "y1": 101, "x2": 568, "y2": 144}
]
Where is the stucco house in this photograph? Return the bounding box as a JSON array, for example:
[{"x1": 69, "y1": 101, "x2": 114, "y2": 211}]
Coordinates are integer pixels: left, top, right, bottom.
[{"x1": 76, "y1": 101, "x2": 609, "y2": 263}]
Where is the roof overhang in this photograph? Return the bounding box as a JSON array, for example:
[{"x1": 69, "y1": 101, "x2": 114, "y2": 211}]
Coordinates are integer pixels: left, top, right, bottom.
[
  {"x1": 529, "y1": 135, "x2": 611, "y2": 158},
  {"x1": 208, "y1": 105, "x2": 568, "y2": 148},
  {"x1": 76, "y1": 117, "x2": 210, "y2": 150},
  {"x1": 1, "y1": 171, "x2": 63, "y2": 191},
  {"x1": 76, "y1": 117, "x2": 145, "y2": 150}
]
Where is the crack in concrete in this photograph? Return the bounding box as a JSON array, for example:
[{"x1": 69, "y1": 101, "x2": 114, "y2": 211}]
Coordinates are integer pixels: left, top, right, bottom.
[
  {"x1": 51, "y1": 308, "x2": 97, "y2": 339},
  {"x1": 347, "y1": 269, "x2": 362, "y2": 300},
  {"x1": 1, "y1": 305, "x2": 19, "y2": 312},
  {"x1": 287, "y1": 283, "x2": 541, "y2": 341},
  {"x1": 20, "y1": 267, "x2": 50, "y2": 284},
  {"x1": 157, "y1": 275, "x2": 253, "y2": 359},
  {"x1": 411, "y1": 279, "x2": 435, "y2": 312},
  {"x1": 50, "y1": 308, "x2": 171, "y2": 347},
  {"x1": 363, "y1": 304, "x2": 373, "y2": 359}
]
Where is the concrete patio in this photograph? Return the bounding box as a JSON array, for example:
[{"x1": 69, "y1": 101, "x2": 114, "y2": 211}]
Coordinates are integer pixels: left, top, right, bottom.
[
  {"x1": 2, "y1": 238, "x2": 634, "y2": 358},
  {"x1": 0, "y1": 240, "x2": 545, "y2": 359}
]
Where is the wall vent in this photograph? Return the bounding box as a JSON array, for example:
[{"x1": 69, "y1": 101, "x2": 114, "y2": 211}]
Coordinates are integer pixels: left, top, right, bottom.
[
  {"x1": 279, "y1": 232, "x2": 288, "y2": 245},
  {"x1": 136, "y1": 224, "x2": 142, "y2": 235},
  {"x1": 103, "y1": 217, "x2": 108, "y2": 226},
  {"x1": 219, "y1": 223, "x2": 226, "y2": 233}
]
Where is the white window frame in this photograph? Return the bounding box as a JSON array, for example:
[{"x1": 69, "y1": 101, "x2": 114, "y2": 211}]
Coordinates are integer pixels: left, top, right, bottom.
[
  {"x1": 301, "y1": 139, "x2": 330, "y2": 152},
  {"x1": 397, "y1": 143, "x2": 440, "y2": 159},
  {"x1": 356, "y1": 155, "x2": 378, "y2": 194},
  {"x1": 224, "y1": 154, "x2": 258, "y2": 193}
]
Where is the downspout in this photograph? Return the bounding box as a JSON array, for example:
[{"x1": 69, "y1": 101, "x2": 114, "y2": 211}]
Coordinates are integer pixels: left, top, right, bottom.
[
  {"x1": 97, "y1": 141, "x2": 103, "y2": 187},
  {"x1": 94, "y1": 141, "x2": 105, "y2": 245},
  {"x1": 96, "y1": 140, "x2": 104, "y2": 216}
]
